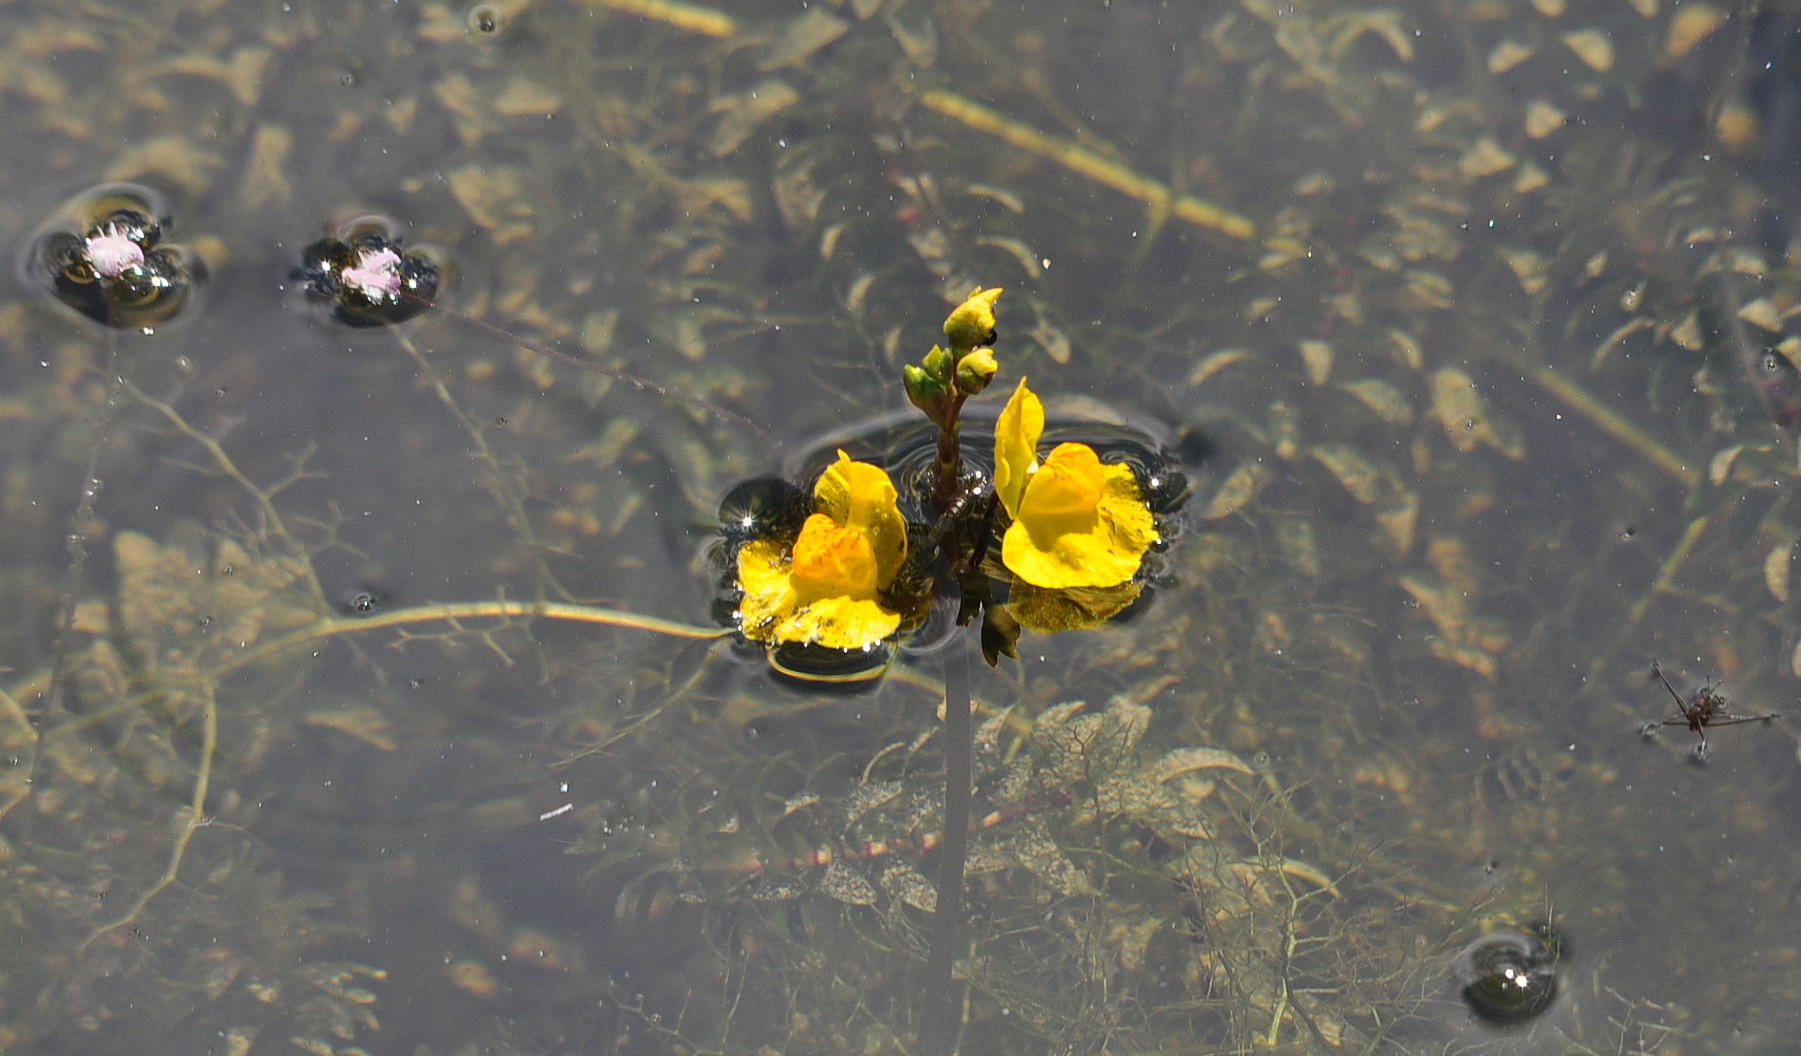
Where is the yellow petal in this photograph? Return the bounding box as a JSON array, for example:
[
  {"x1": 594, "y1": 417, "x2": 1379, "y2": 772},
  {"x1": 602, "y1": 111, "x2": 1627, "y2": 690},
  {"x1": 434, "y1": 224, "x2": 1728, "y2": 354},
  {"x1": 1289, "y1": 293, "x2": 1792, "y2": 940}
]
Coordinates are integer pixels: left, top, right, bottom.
[
  {"x1": 1001, "y1": 458, "x2": 1157, "y2": 589},
  {"x1": 735, "y1": 538, "x2": 798, "y2": 641},
  {"x1": 773, "y1": 595, "x2": 901, "y2": 650},
  {"x1": 993, "y1": 377, "x2": 1043, "y2": 518},
  {"x1": 1016, "y1": 443, "x2": 1104, "y2": 545},
  {"x1": 1098, "y1": 462, "x2": 1160, "y2": 554},
  {"x1": 790, "y1": 513, "x2": 879, "y2": 603},
  {"x1": 812, "y1": 450, "x2": 907, "y2": 587}
]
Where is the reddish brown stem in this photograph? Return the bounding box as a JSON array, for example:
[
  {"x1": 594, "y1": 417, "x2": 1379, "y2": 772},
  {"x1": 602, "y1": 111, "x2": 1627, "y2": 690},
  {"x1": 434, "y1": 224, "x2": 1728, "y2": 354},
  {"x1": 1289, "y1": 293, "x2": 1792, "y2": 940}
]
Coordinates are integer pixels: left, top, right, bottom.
[{"x1": 932, "y1": 393, "x2": 968, "y2": 513}]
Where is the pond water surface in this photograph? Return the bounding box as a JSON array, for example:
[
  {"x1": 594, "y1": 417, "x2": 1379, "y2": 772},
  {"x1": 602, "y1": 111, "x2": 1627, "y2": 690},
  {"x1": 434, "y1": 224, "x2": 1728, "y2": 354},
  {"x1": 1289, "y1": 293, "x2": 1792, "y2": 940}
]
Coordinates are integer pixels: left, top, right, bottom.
[{"x1": 0, "y1": 1, "x2": 1797, "y2": 1054}]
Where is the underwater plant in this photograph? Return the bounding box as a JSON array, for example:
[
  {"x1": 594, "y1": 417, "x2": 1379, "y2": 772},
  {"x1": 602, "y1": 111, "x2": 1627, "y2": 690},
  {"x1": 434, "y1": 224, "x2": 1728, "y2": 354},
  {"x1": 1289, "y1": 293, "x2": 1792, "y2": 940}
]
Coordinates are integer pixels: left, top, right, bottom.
[{"x1": 6, "y1": 1, "x2": 1801, "y2": 1053}]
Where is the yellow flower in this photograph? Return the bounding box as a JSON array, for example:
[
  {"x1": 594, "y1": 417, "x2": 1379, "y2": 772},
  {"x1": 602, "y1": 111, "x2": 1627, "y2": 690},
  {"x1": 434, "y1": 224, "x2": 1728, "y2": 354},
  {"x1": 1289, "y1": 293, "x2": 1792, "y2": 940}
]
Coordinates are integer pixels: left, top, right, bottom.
[
  {"x1": 993, "y1": 379, "x2": 1158, "y2": 590},
  {"x1": 735, "y1": 451, "x2": 909, "y2": 650}
]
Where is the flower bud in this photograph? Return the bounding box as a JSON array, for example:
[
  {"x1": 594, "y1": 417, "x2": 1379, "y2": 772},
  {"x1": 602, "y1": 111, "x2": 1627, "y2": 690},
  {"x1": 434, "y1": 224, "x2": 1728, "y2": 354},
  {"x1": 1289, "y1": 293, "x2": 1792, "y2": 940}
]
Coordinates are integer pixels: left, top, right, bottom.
[
  {"x1": 904, "y1": 363, "x2": 949, "y2": 421},
  {"x1": 955, "y1": 346, "x2": 997, "y2": 395},
  {"x1": 921, "y1": 343, "x2": 952, "y2": 381},
  {"x1": 944, "y1": 287, "x2": 1002, "y2": 353}
]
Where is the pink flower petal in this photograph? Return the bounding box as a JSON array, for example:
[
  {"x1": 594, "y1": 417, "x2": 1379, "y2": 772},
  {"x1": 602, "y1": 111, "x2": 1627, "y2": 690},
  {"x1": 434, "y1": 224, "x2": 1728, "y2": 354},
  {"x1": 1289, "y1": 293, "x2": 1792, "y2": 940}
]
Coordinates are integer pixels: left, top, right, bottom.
[{"x1": 84, "y1": 226, "x2": 144, "y2": 279}]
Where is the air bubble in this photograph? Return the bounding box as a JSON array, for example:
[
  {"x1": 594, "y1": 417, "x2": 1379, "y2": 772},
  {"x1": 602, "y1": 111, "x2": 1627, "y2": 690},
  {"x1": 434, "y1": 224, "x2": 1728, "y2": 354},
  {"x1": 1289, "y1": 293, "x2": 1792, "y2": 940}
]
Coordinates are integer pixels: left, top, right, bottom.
[
  {"x1": 1454, "y1": 926, "x2": 1560, "y2": 1025},
  {"x1": 342, "y1": 586, "x2": 387, "y2": 616},
  {"x1": 468, "y1": 3, "x2": 504, "y2": 34}
]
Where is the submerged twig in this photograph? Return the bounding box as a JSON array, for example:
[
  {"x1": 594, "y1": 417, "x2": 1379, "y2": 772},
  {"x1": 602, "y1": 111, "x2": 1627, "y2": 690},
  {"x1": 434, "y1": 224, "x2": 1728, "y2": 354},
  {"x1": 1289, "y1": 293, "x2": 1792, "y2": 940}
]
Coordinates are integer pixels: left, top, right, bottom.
[
  {"x1": 918, "y1": 89, "x2": 1256, "y2": 241},
  {"x1": 1529, "y1": 367, "x2": 1698, "y2": 488}
]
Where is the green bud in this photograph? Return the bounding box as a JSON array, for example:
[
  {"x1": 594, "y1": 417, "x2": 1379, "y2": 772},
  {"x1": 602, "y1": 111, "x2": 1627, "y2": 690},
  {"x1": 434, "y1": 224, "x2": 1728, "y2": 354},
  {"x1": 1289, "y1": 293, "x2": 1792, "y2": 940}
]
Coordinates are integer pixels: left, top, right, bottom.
[
  {"x1": 904, "y1": 363, "x2": 949, "y2": 420},
  {"x1": 921, "y1": 343, "x2": 952, "y2": 381},
  {"x1": 955, "y1": 346, "x2": 997, "y2": 395}
]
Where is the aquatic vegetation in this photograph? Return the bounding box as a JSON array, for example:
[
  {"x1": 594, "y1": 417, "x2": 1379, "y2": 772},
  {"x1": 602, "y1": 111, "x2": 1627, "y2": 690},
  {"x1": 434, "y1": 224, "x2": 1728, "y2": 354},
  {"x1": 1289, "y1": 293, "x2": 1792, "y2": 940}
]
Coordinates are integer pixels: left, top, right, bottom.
[{"x1": 1, "y1": 0, "x2": 1800, "y2": 1054}]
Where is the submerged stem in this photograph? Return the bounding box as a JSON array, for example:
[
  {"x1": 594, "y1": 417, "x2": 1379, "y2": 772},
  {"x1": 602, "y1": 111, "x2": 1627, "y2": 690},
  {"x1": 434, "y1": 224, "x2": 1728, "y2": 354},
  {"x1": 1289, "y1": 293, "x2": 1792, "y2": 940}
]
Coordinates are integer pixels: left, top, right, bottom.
[
  {"x1": 38, "y1": 332, "x2": 121, "y2": 760},
  {"x1": 919, "y1": 623, "x2": 973, "y2": 1056},
  {"x1": 78, "y1": 679, "x2": 217, "y2": 953},
  {"x1": 19, "y1": 599, "x2": 725, "y2": 745},
  {"x1": 1529, "y1": 367, "x2": 1697, "y2": 487}
]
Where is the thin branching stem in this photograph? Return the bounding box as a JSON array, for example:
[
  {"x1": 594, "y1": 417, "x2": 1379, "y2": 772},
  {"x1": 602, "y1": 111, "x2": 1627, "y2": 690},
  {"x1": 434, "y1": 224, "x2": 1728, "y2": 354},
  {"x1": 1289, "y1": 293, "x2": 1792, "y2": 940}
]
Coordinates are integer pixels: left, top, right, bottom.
[
  {"x1": 441, "y1": 306, "x2": 779, "y2": 448},
  {"x1": 120, "y1": 378, "x2": 330, "y2": 602},
  {"x1": 391, "y1": 328, "x2": 555, "y2": 584},
  {"x1": 78, "y1": 679, "x2": 217, "y2": 953}
]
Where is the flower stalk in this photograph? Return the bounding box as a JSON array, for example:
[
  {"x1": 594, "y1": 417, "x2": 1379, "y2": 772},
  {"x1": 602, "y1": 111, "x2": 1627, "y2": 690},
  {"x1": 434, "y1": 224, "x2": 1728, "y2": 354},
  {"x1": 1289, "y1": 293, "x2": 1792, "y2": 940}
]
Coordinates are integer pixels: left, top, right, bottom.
[{"x1": 906, "y1": 287, "x2": 1002, "y2": 513}]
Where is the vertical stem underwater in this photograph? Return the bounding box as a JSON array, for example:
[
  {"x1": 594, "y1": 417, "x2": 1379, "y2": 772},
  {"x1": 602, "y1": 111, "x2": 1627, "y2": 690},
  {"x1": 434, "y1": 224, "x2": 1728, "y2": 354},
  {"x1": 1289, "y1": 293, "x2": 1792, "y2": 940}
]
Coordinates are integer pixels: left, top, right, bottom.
[
  {"x1": 921, "y1": 374, "x2": 977, "y2": 1055},
  {"x1": 919, "y1": 616, "x2": 973, "y2": 1056},
  {"x1": 36, "y1": 327, "x2": 121, "y2": 780}
]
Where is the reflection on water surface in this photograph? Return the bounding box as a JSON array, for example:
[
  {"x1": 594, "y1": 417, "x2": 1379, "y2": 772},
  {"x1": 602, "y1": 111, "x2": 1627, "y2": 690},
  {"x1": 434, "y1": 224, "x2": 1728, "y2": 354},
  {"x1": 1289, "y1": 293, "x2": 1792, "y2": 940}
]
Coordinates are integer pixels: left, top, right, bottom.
[{"x1": 0, "y1": 0, "x2": 1798, "y2": 1053}]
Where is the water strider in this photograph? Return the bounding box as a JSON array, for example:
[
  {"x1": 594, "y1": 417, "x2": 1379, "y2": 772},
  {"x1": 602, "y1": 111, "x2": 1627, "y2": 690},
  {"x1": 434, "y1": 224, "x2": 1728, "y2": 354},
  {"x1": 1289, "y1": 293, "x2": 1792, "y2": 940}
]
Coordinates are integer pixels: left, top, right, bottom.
[{"x1": 1643, "y1": 661, "x2": 1782, "y2": 760}]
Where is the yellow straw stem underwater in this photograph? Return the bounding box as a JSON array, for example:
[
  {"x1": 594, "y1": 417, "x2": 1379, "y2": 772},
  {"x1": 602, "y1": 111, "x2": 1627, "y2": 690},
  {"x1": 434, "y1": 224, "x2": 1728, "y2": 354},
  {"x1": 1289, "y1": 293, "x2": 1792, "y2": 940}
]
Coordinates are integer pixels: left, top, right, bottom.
[
  {"x1": 1529, "y1": 367, "x2": 1697, "y2": 488},
  {"x1": 588, "y1": 0, "x2": 736, "y2": 38},
  {"x1": 14, "y1": 600, "x2": 726, "y2": 746},
  {"x1": 918, "y1": 89, "x2": 1256, "y2": 241}
]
